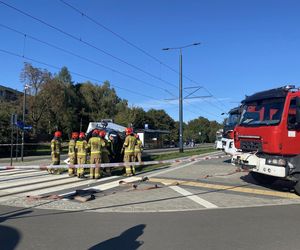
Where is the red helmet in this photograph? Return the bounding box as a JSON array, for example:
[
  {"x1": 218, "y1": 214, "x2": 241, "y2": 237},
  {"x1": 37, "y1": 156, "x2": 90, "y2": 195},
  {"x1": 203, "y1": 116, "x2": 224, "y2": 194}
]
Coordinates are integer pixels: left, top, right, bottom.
[
  {"x1": 71, "y1": 132, "x2": 79, "y2": 139},
  {"x1": 92, "y1": 129, "x2": 99, "y2": 136},
  {"x1": 54, "y1": 131, "x2": 62, "y2": 138},
  {"x1": 79, "y1": 132, "x2": 85, "y2": 139},
  {"x1": 99, "y1": 130, "x2": 106, "y2": 138},
  {"x1": 125, "y1": 127, "x2": 133, "y2": 135}
]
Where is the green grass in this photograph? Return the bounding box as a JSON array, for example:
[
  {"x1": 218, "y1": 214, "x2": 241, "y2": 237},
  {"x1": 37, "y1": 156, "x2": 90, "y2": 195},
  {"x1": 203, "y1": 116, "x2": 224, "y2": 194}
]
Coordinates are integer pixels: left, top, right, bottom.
[
  {"x1": 135, "y1": 147, "x2": 217, "y2": 174},
  {"x1": 143, "y1": 147, "x2": 216, "y2": 161}
]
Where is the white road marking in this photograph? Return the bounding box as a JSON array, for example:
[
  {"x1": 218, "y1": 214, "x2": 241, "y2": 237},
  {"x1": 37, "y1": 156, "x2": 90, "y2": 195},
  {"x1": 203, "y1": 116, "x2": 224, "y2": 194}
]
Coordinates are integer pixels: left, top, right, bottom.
[
  {"x1": 0, "y1": 169, "x2": 38, "y2": 176},
  {"x1": 59, "y1": 176, "x2": 120, "y2": 198},
  {"x1": 0, "y1": 173, "x2": 69, "y2": 188},
  {"x1": 148, "y1": 161, "x2": 199, "y2": 177},
  {"x1": 169, "y1": 185, "x2": 218, "y2": 208}
]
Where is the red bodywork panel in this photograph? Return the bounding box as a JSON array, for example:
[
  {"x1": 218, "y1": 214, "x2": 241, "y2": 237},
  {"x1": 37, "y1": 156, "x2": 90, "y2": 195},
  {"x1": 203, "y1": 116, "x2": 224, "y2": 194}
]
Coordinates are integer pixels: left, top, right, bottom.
[{"x1": 235, "y1": 92, "x2": 300, "y2": 156}]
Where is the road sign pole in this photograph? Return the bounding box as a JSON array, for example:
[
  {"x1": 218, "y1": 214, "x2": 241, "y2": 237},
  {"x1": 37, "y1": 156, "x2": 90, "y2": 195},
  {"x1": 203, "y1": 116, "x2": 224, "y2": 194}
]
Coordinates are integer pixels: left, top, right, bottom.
[
  {"x1": 21, "y1": 86, "x2": 27, "y2": 162},
  {"x1": 10, "y1": 114, "x2": 16, "y2": 166}
]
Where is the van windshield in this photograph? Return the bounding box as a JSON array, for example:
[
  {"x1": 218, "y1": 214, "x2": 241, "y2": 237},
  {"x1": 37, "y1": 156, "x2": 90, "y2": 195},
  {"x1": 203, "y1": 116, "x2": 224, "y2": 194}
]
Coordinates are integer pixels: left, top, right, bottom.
[{"x1": 240, "y1": 98, "x2": 285, "y2": 126}]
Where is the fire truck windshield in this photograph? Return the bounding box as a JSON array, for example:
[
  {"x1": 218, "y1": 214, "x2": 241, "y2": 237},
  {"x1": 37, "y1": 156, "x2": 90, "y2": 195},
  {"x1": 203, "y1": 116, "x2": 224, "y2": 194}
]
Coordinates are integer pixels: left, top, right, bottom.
[
  {"x1": 226, "y1": 113, "x2": 240, "y2": 126},
  {"x1": 240, "y1": 98, "x2": 285, "y2": 126}
]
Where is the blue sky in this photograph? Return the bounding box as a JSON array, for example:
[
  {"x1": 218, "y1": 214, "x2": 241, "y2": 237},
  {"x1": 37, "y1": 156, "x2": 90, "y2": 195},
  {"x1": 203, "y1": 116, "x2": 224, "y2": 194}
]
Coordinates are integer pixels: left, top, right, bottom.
[{"x1": 1, "y1": 0, "x2": 300, "y2": 123}]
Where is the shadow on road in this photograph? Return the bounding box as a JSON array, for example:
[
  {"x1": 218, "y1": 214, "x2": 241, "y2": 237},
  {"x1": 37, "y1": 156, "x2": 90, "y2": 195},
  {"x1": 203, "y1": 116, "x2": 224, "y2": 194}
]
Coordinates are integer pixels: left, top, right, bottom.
[
  {"x1": 0, "y1": 210, "x2": 32, "y2": 250},
  {"x1": 88, "y1": 224, "x2": 145, "y2": 250},
  {"x1": 222, "y1": 158, "x2": 232, "y2": 164},
  {"x1": 240, "y1": 173, "x2": 295, "y2": 193}
]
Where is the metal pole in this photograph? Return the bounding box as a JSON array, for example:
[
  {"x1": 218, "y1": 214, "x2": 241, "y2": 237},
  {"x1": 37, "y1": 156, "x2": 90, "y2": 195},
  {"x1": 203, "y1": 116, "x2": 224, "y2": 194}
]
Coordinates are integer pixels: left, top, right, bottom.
[
  {"x1": 80, "y1": 117, "x2": 82, "y2": 132},
  {"x1": 179, "y1": 49, "x2": 183, "y2": 153},
  {"x1": 10, "y1": 115, "x2": 14, "y2": 166},
  {"x1": 15, "y1": 127, "x2": 19, "y2": 161},
  {"x1": 21, "y1": 86, "x2": 26, "y2": 161}
]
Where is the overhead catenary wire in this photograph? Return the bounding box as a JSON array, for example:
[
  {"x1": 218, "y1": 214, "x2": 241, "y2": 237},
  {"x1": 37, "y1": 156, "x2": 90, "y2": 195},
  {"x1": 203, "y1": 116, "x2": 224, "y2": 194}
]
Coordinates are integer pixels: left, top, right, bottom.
[
  {"x1": 1, "y1": 47, "x2": 214, "y2": 118},
  {"x1": 0, "y1": 48, "x2": 160, "y2": 101},
  {"x1": 0, "y1": 23, "x2": 222, "y2": 119},
  {"x1": 0, "y1": 23, "x2": 171, "y2": 93},
  {"x1": 0, "y1": 0, "x2": 178, "y2": 89},
  {"x1": 59, "y1": 0, "x2": 229, "y2": 112},
  {"x1": 0, "y1": 1, "x2": 225, "y2": 119}
]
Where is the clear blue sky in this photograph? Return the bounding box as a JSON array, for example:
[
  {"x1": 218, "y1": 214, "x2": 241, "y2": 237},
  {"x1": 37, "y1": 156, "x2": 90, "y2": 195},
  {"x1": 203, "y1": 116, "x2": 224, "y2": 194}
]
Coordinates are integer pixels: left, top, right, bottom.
[{"x1": 1, "y1": 0, "x2": 300, "y2": 123}]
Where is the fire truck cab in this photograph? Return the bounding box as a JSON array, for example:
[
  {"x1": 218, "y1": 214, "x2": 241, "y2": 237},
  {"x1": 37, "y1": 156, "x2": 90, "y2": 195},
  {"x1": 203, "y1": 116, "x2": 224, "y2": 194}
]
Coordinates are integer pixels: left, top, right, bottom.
[
  {"x1": 232, "y1": 85, "x2": 300, "y2": 194},
  {"x1": 221, "y1": 106, "x2": 241, "y2": 156}
]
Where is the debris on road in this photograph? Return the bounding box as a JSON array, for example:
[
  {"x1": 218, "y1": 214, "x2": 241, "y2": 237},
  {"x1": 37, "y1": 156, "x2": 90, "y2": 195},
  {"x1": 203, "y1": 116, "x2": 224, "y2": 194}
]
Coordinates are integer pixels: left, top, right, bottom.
[
  {"x1": 26, "y1": 194, "x2": 61, "y2": 201},
  {"x1": 201, "y1": 167, "x2": 249, "y2": 179}
]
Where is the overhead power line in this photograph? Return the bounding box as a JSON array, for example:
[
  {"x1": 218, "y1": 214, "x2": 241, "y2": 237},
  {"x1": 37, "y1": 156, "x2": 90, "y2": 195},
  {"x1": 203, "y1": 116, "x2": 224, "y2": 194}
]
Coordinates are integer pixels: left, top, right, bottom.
[
  {"x1": 0, "y1": 1, "x2": 224, "y2": 119},
  {"x1": 0, "y1": 0, "x2": 178, "y2": 89},
  {"x1": 0, "y1": 48, "x2": 160, "y2": 101},
  {"x1": 0, "y1": 47, "x2": 222, "y2": 119},
  {"x1": 0, "y1": 23, "x2": 172, "y2": 93},
  {"x1": 1, "y1": 47, "x2": 220, "y2": 119},
  {"x1": 59, "y1": 0, "x2": 229, "y2": 113}
]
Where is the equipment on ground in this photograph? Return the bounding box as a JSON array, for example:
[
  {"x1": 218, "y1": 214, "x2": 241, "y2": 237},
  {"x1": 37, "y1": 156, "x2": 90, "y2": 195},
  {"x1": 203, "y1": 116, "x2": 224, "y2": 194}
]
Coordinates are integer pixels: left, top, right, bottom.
[{"x1": 232, "y1": 85, "x2": 300, "y2": 194}]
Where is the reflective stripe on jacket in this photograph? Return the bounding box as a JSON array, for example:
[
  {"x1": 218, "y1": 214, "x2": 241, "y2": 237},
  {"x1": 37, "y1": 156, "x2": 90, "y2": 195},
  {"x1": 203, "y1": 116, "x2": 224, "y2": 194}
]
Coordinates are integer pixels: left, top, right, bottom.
[
  {"x1": 51, "y1": 139, "x2": 61, "y2": 154},
  {"x1": 123, "y1": 135, "x2": 137, "y2": 154},
  {"x1": 135, "y1": 139, "x2": 143, "y2": 153},
  {"x1": 76, "y1": 140, "x2": 88, "y2": 156},
  {"x1": 68, "y1": 139, "x2": 76, "y2": 156},
  {"x1": 88, "y1": 137, "x2": 105, "y2": 154}
]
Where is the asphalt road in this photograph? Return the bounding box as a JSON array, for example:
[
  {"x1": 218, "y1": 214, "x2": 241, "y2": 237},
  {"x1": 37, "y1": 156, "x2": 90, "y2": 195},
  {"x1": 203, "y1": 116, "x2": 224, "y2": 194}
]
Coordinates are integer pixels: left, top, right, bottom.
[
  {"x1": 1, "y1": 203, "x2": 300, "y2": 250},
  {"x1": 1, "y1": 151, "x2": 300, "y2": 249}
]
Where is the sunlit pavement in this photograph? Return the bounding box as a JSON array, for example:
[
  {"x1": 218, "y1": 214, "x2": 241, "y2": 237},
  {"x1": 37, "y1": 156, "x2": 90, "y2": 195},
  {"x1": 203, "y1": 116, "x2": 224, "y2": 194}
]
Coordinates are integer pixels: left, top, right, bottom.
[
  {"x1": 1, "y1": 151, "x2": 300, "y2": 249},
  {"x1": 0, "y1": 151, "x2": 299, "y2": 213}
]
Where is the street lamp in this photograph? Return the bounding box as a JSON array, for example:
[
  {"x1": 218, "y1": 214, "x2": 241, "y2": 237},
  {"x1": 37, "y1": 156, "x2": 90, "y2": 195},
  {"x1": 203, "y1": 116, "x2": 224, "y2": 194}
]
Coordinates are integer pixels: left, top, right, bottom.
[
  {"x1": 162, "y1": 42, "x2": 201, "y2": 153},
  {"x1": 21, "y1": 84, "x2": 30, "y2": 162}
]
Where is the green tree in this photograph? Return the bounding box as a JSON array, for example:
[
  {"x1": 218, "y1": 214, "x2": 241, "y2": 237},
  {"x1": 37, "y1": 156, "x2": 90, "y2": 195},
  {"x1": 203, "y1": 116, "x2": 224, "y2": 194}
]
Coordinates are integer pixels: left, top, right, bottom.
[
  {"x1": 184, "y1": 117, "x2": 222, "y2": 143},
  {"x1": 20, "y1": 62, "x2": 51, "y2": 136},
  {"x1": 146, "y1": 109, "x2": 175, "y2": 130}
]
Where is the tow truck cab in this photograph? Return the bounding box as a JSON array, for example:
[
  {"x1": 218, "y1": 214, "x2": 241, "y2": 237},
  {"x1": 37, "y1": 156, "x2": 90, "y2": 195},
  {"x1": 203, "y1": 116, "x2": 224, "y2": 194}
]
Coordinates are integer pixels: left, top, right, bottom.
[
  {"x1": 221, "y1": 106, "x2": 241, "y2": 155},
  {"x1": 233, "y1": 85, "x2": 300, "y2": 193}
]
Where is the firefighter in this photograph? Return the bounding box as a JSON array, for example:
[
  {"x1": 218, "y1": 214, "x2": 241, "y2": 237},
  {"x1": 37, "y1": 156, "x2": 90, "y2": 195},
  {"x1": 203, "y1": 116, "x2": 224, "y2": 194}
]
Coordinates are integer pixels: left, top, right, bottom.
[
  {"x1": 122, "y1": 127, "x2": 137, "y2": 176},
  {"x1": 88, "y1": 129, "x2": 105, "y2": 179},
  {"x1": 50, "y1": 131, "x2": 62, "y2": 174},
  {"x1": 76, "y1": 132, "x2": 88, "y2": 178},
  {"x1": 99, "y1": 130, "x2": 111, "y2": 176},
  {"x1": 134, "y1": 134, "x2": 143, "y2": 164},
  {"x1": 68, "y1": 132, "x2": 79, "y2": 176}
]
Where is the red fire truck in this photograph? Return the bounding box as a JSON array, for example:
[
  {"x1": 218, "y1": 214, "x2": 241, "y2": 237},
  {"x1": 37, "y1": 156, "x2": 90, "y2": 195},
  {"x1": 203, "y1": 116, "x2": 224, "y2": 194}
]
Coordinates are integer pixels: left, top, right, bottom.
[{"x1": 232, "y1": 85, "x2": 300, "y2": 194}]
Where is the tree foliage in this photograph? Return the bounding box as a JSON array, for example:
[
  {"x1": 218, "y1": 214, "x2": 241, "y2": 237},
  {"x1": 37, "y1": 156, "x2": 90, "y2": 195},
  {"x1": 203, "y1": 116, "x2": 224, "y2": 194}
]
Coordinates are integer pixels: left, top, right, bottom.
[
  {"x1": 184, "y1": 116, "x2": 222, "y2": 143},
  {"x1": 0, "y1": 63, "x2": 222, "y2": 144}
]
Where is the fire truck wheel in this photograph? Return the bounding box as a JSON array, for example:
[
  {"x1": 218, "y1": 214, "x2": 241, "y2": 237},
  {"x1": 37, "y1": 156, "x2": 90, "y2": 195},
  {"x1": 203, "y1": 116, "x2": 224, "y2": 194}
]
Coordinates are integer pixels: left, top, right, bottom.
[
  {"x1": 294, "y1": 181, "x2": 300, "y2": 196},
  {"x1": 250, "y1": 172, "x2": 277, "y2": 185}
]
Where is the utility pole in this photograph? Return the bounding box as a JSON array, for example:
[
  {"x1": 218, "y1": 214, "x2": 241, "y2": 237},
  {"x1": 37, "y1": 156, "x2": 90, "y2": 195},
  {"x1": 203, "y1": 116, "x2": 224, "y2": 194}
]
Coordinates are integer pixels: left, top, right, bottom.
[
  {"x1": 179, "y1": 49, "x2": 183, "y2": 152},
  {"x1": 162, "y1": 42, "x2": 201, "y2": 153},
  {"x1": 21, "y1": 84, "x2": 30, "y2": 162}
]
